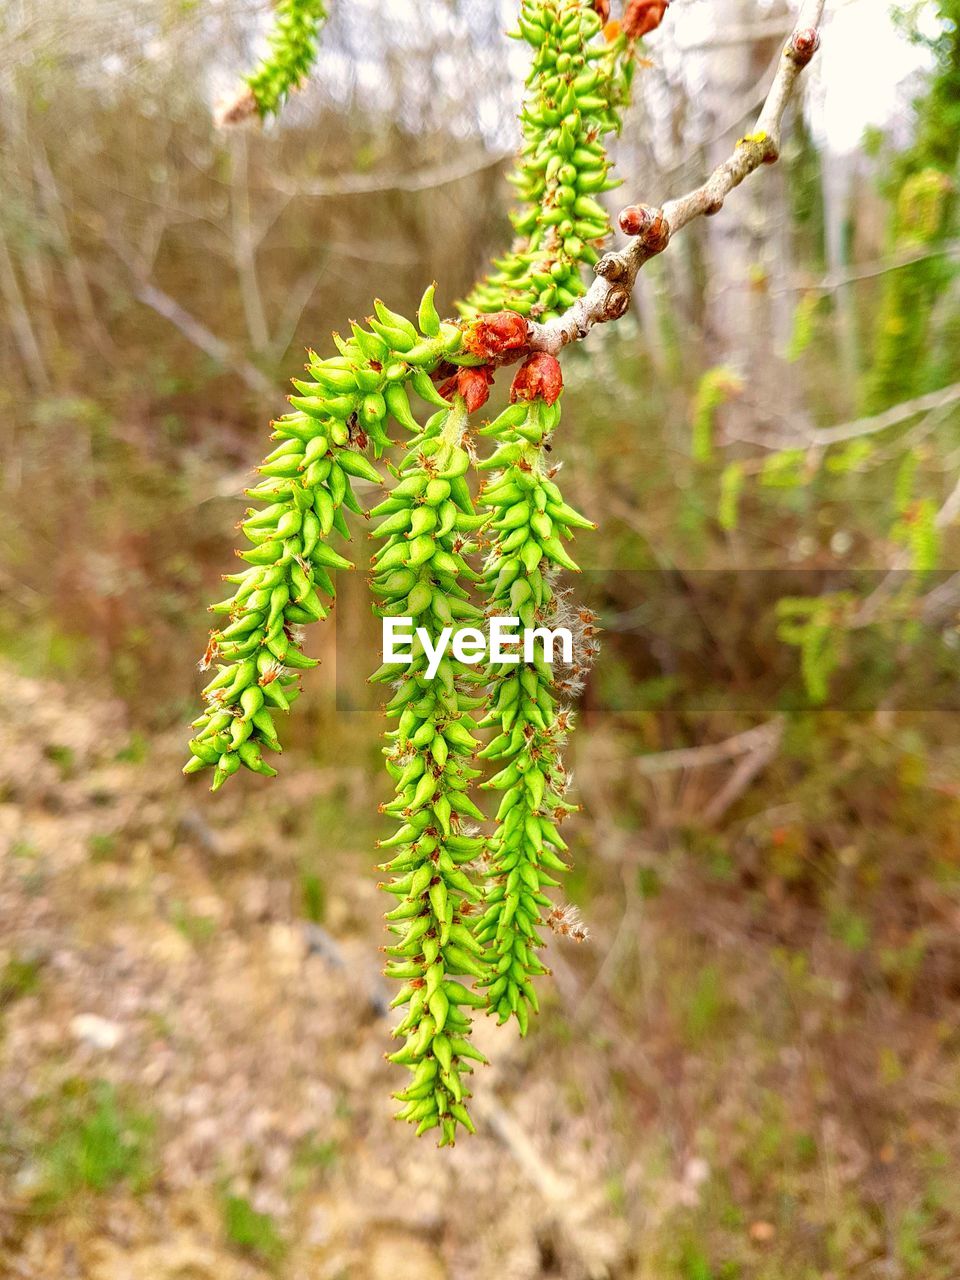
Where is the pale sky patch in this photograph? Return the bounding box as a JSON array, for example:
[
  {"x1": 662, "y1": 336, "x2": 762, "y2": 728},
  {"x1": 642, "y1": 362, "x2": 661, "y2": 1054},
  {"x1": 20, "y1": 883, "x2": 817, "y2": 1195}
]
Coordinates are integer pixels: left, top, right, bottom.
[{"x1": 812, "y1": 0, "x2": 930, "y2": 152}]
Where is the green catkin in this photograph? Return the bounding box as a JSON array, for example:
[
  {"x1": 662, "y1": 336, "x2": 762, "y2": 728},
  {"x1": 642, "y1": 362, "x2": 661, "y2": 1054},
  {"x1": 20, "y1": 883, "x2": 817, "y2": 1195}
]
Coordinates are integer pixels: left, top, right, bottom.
[
  {"x1": 799, "y1": 618, "x2": 836, "y2": 707},
  {"x1": 371, "y1": 395, "x2": 490, "y2": 1147},
  {"x1": 786, "y1": 290, "x2": 821, "y2": 363},
  {"x1": 775, "y1": 596, "x2": 853, "y2": 705},
  {"x1": 462, "y1": 0, "x2": 633, "y2": 321},
  {"x1": 195, "y1": 0, "x2": 646, "y2": 1135},
  {"x1": 246, "y1": 0, "x2": 328, "y2": 119},
  {"x1": 474, "y1": 394, "x2": 598, "y2": 1031},
  {"x1": 185, "y1": 288, "x2": 464, "y2": 789},
  {"x1": 863, "y1": 169, "x2": 954, "y2": 413},
  {"x1": 897, "y1": 495, "x2": 940, "y2": 577},
  {"x1": 759, "y1": 448, "x2": 807, "y2": 490},
  {"x1": 690, "y1": 367, "x2": 742, "y2": 464},
  {"x1": 718, "y1": 460, "x2": 745, "y2": 532},
  {"x1": 457, "y1": 1, "x2": 629, "y2": 1031}
]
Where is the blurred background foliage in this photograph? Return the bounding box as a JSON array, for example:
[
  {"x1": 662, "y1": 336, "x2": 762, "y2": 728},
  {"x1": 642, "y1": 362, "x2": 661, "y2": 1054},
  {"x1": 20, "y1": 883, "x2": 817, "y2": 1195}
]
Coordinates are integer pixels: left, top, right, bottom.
[{"x1": 4, "y1": 1, "x2": 960, "y2": 1277}]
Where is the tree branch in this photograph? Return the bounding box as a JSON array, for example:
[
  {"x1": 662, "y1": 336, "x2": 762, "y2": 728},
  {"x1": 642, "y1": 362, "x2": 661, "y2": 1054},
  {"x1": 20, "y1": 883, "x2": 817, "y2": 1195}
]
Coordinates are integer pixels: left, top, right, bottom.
[
  {"x1": 527, "y1": 0, "x2": 826, "y2": 356},
  {"x1": 131, "y1": 277, "x2": 274, "y2": 398},
  {"x1": 102, "y1": 234, "x2": 274, "y2": 398},
  {"x1": 774, "y1": 241, "x2": 960, "y2": 296},
  {"x1": 806, "y1": 379, "x2": 960, "y2": 447},
  {"x1": 634, "y1": 717, "x2": 784, "y2": 776},
  {"x1": 269, "y1": 147, "x2": 512, "y2": 199}
]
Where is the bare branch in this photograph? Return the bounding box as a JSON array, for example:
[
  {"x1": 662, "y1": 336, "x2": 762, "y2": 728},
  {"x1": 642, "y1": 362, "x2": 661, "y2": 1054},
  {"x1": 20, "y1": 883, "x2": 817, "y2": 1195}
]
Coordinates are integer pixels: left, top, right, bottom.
[
  {"x1": 32, "y1": 140, "x2": 115, "y2": 358},
  {"x1": 634, "y1": 718, "x2": 784, "y2": 776},
  {"x1": 724, "y1": 383, "x2": 960, "y2": 471},
  {"x1": 100, "y1": 234, "x2": 274, "y2": 398},
  {"x1": 700, "y1": 725, "x2": 783, "y2": 825},
  {"x1": 229, "y1": 134, "x2": 271, "y2": 354},
  {"x1": 920, "y1": 571, "x2": 960, "y2": 625},
  {"x1": 269, "y1": 147, "x2": 512, "y2": 199},
  {"x1": 527, "y1": 0, "x2": 827, "y2": 357},
  {"x1": 133, "y1": 278, "x2": 275, "y2": 398},
  {"x1": 774, "y1": 241, "x2": 960, "y2": 296},
  {"x1": 807, "y1": 379, "x2": 960, "y2": 448},
  {"x1": 0, "y1": 224, "x2": 50, "y2": 392}
]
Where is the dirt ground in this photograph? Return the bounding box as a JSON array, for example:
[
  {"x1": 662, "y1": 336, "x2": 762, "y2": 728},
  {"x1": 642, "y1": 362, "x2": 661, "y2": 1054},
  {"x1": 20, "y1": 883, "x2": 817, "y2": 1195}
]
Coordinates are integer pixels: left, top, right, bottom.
[
  {"x1": 3, "y1": 663, "x2": 960, "y2": 1279},
  {"x1": 0, "y1": 665, "x2": 643, "y2": 1279}
]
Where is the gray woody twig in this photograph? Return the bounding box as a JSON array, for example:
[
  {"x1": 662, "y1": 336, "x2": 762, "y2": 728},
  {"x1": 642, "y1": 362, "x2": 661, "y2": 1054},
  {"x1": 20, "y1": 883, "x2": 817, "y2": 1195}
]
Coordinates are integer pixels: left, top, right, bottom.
[{"x1": 527, "y1": 0, "x2": 827, "y2": 356}]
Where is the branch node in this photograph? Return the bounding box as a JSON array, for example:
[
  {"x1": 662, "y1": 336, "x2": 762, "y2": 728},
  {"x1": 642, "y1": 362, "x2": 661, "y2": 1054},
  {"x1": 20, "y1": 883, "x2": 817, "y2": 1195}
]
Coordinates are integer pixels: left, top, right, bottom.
[
  {"x1": 595, "y1": 254, "x2": 628, "y2": 282},
  {"x1": 603, "y1": 286, "x2": 631, "y2": 321},
  {"x1": 213, "y1": 87, "x2": 258, "y2": 129},
  {"x1": 644, "y1": 209, "x2": 670, "y2": 253}
]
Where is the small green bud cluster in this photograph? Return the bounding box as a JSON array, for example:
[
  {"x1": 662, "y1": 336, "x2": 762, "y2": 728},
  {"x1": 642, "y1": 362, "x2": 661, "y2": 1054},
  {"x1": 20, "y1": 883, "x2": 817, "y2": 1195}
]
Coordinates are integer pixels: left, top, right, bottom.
[
  {"x1": 246, "y1": 0, "x2": 328, "y2": 119},
  {"x1": 371, "y1": 396, "x2": 492, "y2": 1146},
  {"x1": 185, "y1": 287, "x2": 464, "y2": 790},
  {"x1": 464, "y1": 0, "x2": 632, "y2": 320},
  {"x1": 474, "y1": 393, "x2": 599, "y2": 1028}
]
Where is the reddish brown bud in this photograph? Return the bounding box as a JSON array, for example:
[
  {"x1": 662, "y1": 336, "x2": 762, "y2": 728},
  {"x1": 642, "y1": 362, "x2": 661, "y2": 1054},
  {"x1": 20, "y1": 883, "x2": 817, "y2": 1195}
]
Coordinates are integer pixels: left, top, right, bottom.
[
  {"x1": 509, "y1": 353, "x2": 563, "y2": 407},
  {"x1": 623, "y1": 0, "x2": 670, "y2": 41},
  {"x1": 591, "y1": 0, "x2": 611, "y2": 21},
  {"x1": 438, "y1": 364, "x2": 494, "y2": 414},
  {"x1": 463, "y1": 311, "x2": 530, "y2": 363},
  {"x1": 618, "y1": 204, "x2": 669, "y2": 253},
  {"x1": 618, "y1": 204, "x2": 653, "y2": 237},
  {"x1": 790, "y1": 27, "x2": 821, "y2": 66},
  {"x1": 459, "y1": 365, "x2": 495, "y2": 414}
]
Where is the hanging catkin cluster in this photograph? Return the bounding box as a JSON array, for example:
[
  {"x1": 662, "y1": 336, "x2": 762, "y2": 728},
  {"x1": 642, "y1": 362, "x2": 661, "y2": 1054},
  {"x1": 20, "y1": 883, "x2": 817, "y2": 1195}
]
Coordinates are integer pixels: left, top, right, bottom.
[
  {"x1": 185, "y1": 293, "x2": 466, "y2": 787},
  {"x1": 463, "y1": 0, "x2": 637, "y2": 320},
  {"x1": 191, "y1": 0, "x2": 673, "y2": 1142},
  {"x1": 216, "y1": 0, "x2": 327, "y2": 125},
  {"x1": 247, "y1": 0, "x2": 328, "y2": 117}
]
